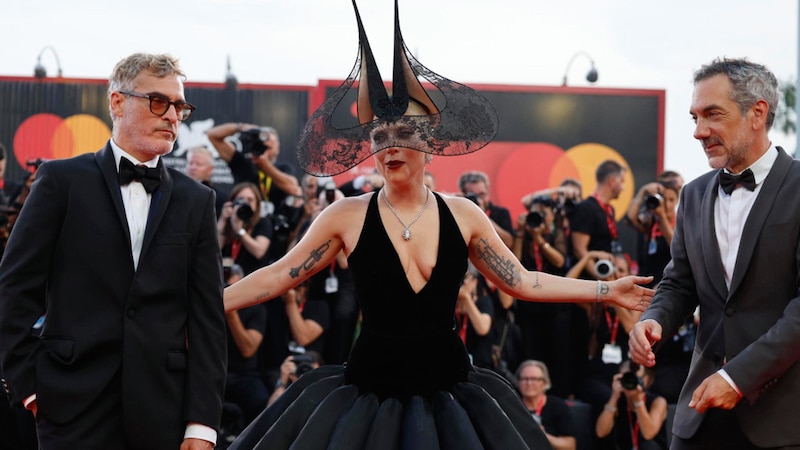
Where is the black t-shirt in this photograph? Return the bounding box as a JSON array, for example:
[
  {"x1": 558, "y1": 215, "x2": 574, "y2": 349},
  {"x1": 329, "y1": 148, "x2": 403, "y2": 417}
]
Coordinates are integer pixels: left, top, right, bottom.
[
  {"x1": 221, "y1": 217, "x2": 273, "y2": 275},
  {"x1": 461, "y1": 294, "x2": 495, "y2": 369},
  {"x1": 227, "y1": 151, "x2": 296, "y2": 208},
  {"x1": 569, "y1": 196, "x2": 615, "y2": 253},
  {"x1": 227, "y1": 304, "x2": 267, "y2": 374},
  {"x1": 487, "y1": 203, "x2": 513, "y2": 235},
  {"x1": 533, "y1": 395, "x2": 577, "y2": 439},
  {"x1": 298, "y1": 297, "x2": 330, "y2": 356}
]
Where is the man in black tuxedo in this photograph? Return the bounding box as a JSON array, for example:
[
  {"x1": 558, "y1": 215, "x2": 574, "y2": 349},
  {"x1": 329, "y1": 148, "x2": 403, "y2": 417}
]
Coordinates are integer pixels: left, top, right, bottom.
[
  {"x1": 0, "y1": 53, "x2": 226, "y2": 450},
  {"x1": 630, "y1": 58, "x2": 800, "y2": 448}
]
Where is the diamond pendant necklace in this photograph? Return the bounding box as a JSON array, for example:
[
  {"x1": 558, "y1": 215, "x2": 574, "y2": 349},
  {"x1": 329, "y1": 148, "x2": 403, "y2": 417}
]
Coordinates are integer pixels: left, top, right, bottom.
[{"x1": 381, "y1": 188, "x2": 431, "y2": 241}]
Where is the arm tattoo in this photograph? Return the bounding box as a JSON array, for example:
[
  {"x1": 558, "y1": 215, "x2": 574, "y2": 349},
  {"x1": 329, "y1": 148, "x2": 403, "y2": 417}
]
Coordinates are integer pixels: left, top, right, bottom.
[
  {"x1": 476, "y1": 238, "x2": 522, "y2": 288},
  {"x1": 532, "y1": 272, "x2": 542, "y2": 289},
  {"x1": 289, "y1": 240, "x2": 332, "y2": 278},
  {"x1": 599, "y1": 283, "x2": 609, "y2": 296},
  {"x1": 256, "y1": 291, "x2": 271, "y2": 302}
]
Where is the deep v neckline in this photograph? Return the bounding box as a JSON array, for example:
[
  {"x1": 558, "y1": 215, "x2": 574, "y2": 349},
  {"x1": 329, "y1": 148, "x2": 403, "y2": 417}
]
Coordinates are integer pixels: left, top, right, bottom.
[{"x1": 377, "y1": 192, "x2": 442, "y2": 296}]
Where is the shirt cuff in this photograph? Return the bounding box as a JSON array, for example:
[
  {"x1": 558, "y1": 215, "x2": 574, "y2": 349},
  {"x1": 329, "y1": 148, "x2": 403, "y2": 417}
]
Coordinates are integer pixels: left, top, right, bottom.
[
  {"x1": 23, "y1": 394, "x2": 36, "y2": 409},
  {"x1": 718, "y1": 369, "x2": 743, "y2": 397},
  {"x1": 184, "y1": 423, "x2": 217, "y2": 446}
]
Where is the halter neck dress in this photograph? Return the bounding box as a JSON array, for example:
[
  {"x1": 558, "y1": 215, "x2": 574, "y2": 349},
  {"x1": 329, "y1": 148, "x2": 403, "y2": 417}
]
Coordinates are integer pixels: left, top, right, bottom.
[{"x1": 229, "y1": 191, "x2": 549, "y2": 450}]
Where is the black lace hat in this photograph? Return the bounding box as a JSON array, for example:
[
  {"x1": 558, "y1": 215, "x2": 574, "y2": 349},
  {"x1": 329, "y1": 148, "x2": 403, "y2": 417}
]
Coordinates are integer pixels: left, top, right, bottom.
[{"x1": 297, "y1": 0, "x2": 499, "y2": 176}]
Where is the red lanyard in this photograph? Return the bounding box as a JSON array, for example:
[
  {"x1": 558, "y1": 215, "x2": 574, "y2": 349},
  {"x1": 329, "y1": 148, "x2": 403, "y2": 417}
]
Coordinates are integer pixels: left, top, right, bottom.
[
  {"x1": 604, "y1": 304, "x2": 620, "y2": 344},
  {"x1": 457, "y1": 313, "x2": 468, "y2": 344},
  {"x1": 231, "y1": 238, "x2": 242, "y2": 261},
  {"x1": 627, "y1": 408, "x2": 640, "y2": 450},
  {"x1": 593, "y1": 194, "x2": 618, "y2": 240},
  {"x1": 535, "y1": 395, "x2": 546, "y2": 416},
  {"x1": 532, "y1": 241, "x2": 543, "y2": 271}
]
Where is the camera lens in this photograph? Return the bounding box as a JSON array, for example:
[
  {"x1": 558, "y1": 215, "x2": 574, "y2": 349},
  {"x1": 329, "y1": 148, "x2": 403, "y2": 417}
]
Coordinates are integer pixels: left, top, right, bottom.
[
  {"x1": 644, "y1": 193, "x2": 663, "y2": 210},
  {"x1": 465, "y1": 192, "x2": 480, "y2": 205},
  {"x1": 526, "y1": 211, "x2": 544, "y2": 228},
  {"x1": 594, "y1": 259, "x2": 614, "y2": 279},
  {"x1": 620, "y1": 371, "x2": 640, "y2": 390},
  {"x1": 233, "y1": 200, "x2": 254, "y2": 222}
]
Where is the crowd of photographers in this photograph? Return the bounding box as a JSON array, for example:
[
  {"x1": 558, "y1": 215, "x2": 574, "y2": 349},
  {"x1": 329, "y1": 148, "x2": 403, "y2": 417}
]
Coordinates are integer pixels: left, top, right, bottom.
[{"x1": 0, "y1": 125, "x2": 689, "y2": 450}]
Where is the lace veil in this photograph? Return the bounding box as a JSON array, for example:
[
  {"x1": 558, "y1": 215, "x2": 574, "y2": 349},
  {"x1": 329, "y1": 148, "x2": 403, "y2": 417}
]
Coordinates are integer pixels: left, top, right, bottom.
[{"x1": 296, "y1": 0, "x2": 499, "y2": 176}]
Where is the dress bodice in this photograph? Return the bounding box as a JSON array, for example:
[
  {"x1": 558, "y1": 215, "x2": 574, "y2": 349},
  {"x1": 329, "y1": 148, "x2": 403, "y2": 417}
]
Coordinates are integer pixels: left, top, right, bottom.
[
  {"x1": 345, "y1": 191, "x2": 471, "y2": 399},
  {"x1": 348, "y1": 190, "x2": 468, "y2": 336}
]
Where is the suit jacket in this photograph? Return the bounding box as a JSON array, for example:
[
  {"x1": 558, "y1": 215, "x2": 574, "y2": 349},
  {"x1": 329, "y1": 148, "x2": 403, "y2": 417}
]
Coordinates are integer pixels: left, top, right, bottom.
[
  {"x1": 0, "y1": 144, "x2": 227, "y2": 447},
  {"x1": 641, "y1": 147, "x2": 800, "y2": 447}
]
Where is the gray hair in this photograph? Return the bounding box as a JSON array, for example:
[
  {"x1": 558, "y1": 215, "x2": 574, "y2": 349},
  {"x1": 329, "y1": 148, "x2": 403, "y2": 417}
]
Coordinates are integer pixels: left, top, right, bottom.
[
  {"x1": 694, "y1": 57, "x2": 779, "y2": 131},
  {"x1": 107, "y1": 53, "x2": 185, "y2": 121},
  {"x1": 260, "y1": 126, "x2": 280, "y2": 146},
  {"x1": 458, "y1": 171, "x2": 489, "y2": 193},
  {"x1": 516, "y1": 359, "x2": 552, "y2": 391},
  {"x1": 187, "y1": 145, "x2": 214, "y2": 165}
]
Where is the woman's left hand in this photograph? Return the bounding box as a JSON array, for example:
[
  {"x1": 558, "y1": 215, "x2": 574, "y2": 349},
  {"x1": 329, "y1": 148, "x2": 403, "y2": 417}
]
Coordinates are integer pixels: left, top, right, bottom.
[{"x1": 608, "y1": 276, "x2": 654, "y2": 312}]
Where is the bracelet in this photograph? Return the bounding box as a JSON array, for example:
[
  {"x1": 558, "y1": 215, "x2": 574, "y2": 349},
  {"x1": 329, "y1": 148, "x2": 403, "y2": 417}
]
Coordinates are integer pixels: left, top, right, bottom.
[
  {"x1": 596, "y1": 280, "x2": 602, "y2": 302},
  {"x1": 633, "y1": 401, "x2": 644, "y2": 409},
  {"x1": 237, "y1": 228, "x2": 247, "y2": 238},
  {"x1": 604, "y1": 404, "x2": 617, "y2": 412}
]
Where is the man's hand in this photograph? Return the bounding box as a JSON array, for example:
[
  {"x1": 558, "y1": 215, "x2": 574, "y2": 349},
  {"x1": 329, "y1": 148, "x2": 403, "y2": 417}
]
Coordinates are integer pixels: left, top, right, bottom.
[
  {"x1": 689, "y1": 373, "x2": 742, "y2": 413},
  {"x1": 181, "y1": 438, "x2": 214, "y2": 450},
  {"x1": 629, "y1": 319, "x2": 662, "y2": 367}
]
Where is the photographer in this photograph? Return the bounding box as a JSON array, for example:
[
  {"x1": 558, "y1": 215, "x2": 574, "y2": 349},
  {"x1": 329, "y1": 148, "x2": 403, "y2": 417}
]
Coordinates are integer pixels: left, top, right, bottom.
[
  {"x1": 513, "y1": 195, "x2": 574, "y2": 397},
  {"x1": 207, "y1": 122, "x2": 302, "y2": 263},
  {"x1": 267, "y1": 352, "x2": 322, "y2": 406},
  {"x1": 596, "y1": 360, "x2": 668, "y2": 449},
  {"x1": 218, "y1": 182, "x2": 272, "y2": 275},
  {"x1": 568, "y1": 252, "x2": 643, "y2": 418},
  {"x1": 624, "y1": 179, "x2": 679, "y2": 285},
  {"x1": 456, "y1": 264, "x2": 495, "y2": 369}
]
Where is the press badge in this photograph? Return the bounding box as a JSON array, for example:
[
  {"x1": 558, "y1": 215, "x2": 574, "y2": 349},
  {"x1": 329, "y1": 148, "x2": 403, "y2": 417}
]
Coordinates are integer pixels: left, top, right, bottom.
[
  {"x1": 602, "y1": 343, "x2": 623, "y2": 364},
  {"x1": 648, "y1": 239, "x2": 657, "y2": 255},
  {"x1": 325, "y1": 275, "x2": 339, "y2": 294}
]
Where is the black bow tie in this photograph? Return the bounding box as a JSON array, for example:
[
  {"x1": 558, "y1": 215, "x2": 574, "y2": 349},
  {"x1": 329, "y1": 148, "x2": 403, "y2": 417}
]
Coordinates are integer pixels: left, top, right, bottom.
[
  {"x1": 718, "y1": 168, "x2": 756, "y2": 195},
  {"x1": 119, "y1": 158, "x2": 161, "y2": 193}
]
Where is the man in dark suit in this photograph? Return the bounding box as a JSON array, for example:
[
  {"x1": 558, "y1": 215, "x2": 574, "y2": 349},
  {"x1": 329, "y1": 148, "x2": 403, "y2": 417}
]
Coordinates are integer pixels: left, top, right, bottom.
[
  {"x1": 630, "y1": 57, "x2": 800, "y2": 449},
  {"x1": 0, "y1": 53, "x2": 227, "y2": 450}
]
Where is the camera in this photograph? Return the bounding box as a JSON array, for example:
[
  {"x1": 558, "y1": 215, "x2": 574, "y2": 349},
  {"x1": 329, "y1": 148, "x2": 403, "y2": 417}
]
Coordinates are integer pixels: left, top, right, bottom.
[
  {"x1": 526, "y1": 211, "x2": 544, "y2": 228},
  {"x1": 292, "y1": 354, "x2": 314, "y2": 377},
  {"x1": 621, "y1": 362, "x2": 642, "y2": 390},
  {"x1": 465, "y1": 192, "x2": 480, "y2": 206},
  {"x1": 324, "y1": 181, "x2": 336, "y2": 203},
  {"x1": 26, "y1": 158, "x2": 48, "y2": 169},
  {"x1": 644, "y1": 193, "x2": 663, "y2": 210},
  {"x1": 238, "y1": 128, "x2": 269, "y2": 156},
  {"x1": 594, "y1": 259, "x2": 615, "y2": 280},
  {"x1": 231, "y1": 199, "x2": 254, "y2": 222}
]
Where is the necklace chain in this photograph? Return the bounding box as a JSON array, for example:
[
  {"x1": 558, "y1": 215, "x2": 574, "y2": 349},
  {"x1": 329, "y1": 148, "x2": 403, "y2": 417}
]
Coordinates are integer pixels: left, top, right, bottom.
[{"x1": 381, "y1": 188, "x2": 431, "y2": 241}]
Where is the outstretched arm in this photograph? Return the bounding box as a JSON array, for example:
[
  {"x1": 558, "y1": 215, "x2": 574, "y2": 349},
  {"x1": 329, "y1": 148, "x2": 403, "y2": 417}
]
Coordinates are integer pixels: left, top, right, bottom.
[
  {"x1": 224, "y1": 200, "x2": 354, "y2": 312},
  {"x1": 457, "y1": 198, "x2": 653, "y2": 311}
]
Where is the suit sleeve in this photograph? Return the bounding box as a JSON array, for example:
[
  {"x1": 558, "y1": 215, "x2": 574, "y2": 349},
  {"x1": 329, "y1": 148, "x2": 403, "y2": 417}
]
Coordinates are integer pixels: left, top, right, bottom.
[
  {"x1": 184, "y1": 189, "x2": 227, "y2": 428},
  {"x1": 0, "y1": 163, "x2": 65, "y2": 404}
]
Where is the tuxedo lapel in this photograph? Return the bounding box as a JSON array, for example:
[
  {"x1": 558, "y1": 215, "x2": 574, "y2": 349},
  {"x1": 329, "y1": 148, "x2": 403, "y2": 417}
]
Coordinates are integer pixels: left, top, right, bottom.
[
  {"x1": 139, "y1": 162, "x2": 173, "y2": 264},
  {"x1": 700, "y1": 176, "x2": 728, "y2": 300},
  {"x1": 728, "y1": 148, "x2": 792, "y2": 298},
  {"x1": 95, "y1": 145, "x2": 133, "y2": 244}
]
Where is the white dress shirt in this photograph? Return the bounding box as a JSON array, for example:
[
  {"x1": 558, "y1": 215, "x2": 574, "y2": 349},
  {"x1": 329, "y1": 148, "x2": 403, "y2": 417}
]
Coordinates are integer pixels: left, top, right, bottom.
[{"x1": 714, "y1": 145, "x2": 778, "y2": 395}]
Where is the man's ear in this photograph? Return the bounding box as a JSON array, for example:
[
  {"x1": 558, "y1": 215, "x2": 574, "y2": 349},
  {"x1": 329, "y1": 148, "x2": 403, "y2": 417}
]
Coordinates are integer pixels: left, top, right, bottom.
[{"x1": 749, "y1": 99, "x2": 769, "y2": 130}]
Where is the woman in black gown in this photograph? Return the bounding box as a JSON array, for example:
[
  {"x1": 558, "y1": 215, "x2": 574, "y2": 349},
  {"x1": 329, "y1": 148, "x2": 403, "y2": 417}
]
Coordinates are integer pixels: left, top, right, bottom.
[{"x1": 223, "y1": 2, "x2": 654, "y2": 449}]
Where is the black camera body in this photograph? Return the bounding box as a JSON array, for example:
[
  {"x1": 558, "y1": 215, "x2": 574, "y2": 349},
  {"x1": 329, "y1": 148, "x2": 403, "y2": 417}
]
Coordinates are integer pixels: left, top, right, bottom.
[
  {"x1": 231, "y1": 199, "x2": 254, "y2": 222},
  {"x1": 238, "y1": 128, "x2": 268, "y2": 156},
  {"x1": 465, "y1": 192, "x2": 480, "y2": 206},
  {"x1": 292, "y1": 354, "x2": 314, "y2": 377},
  {"x1": 620, "y1": 371, "x2": 642, "y2": 390}
]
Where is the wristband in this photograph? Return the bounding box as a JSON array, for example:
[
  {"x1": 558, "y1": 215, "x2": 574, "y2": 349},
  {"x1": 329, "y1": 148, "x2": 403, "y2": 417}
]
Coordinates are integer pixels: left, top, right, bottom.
[
  {"x1": 237, "y1": 228, "x2": 246, "y2": 238},
  {"x1": 604, "y1": 404, "x2": 617, "y2": 412},
  {"x1": 633, "y1": 401, "x2": 644, "y2": 409}
]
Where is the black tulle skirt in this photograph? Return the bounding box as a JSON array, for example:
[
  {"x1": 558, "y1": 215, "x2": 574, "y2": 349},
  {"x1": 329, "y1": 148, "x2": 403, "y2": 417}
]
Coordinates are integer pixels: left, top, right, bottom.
[{"x1": 227, "y1": 364, "x2": 551, "y2": 450}]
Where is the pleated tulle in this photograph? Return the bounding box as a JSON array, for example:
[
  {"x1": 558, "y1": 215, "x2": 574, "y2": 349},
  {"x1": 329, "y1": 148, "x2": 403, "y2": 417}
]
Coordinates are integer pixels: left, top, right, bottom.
[{"x1": 229, "y1": 365, "x2": 550, "y2": 450}]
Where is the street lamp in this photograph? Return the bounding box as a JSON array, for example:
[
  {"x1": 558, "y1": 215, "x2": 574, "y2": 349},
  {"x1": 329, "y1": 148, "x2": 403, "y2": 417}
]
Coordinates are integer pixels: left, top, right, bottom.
[
  {"x1": 224, "y1": 55, "x2": 238, "y2": 90},
  {"x1": 561, "y1": 51, "x2": 598, "y2": 86},
  {"x1": 34, "y1": 46, "x2": 63, "y2": 79}
]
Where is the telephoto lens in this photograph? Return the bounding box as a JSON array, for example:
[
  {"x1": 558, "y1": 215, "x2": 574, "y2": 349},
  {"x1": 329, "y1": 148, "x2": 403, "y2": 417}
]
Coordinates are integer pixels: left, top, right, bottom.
[{"x1": 594, "y1": 259, "x2": 615, "y2": 280}]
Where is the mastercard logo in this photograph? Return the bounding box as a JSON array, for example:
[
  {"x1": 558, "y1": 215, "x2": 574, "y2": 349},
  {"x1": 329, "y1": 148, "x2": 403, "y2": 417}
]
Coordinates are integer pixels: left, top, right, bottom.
[{"x1": 12, "y1": 113, "x2": 111, "y2": 171}]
